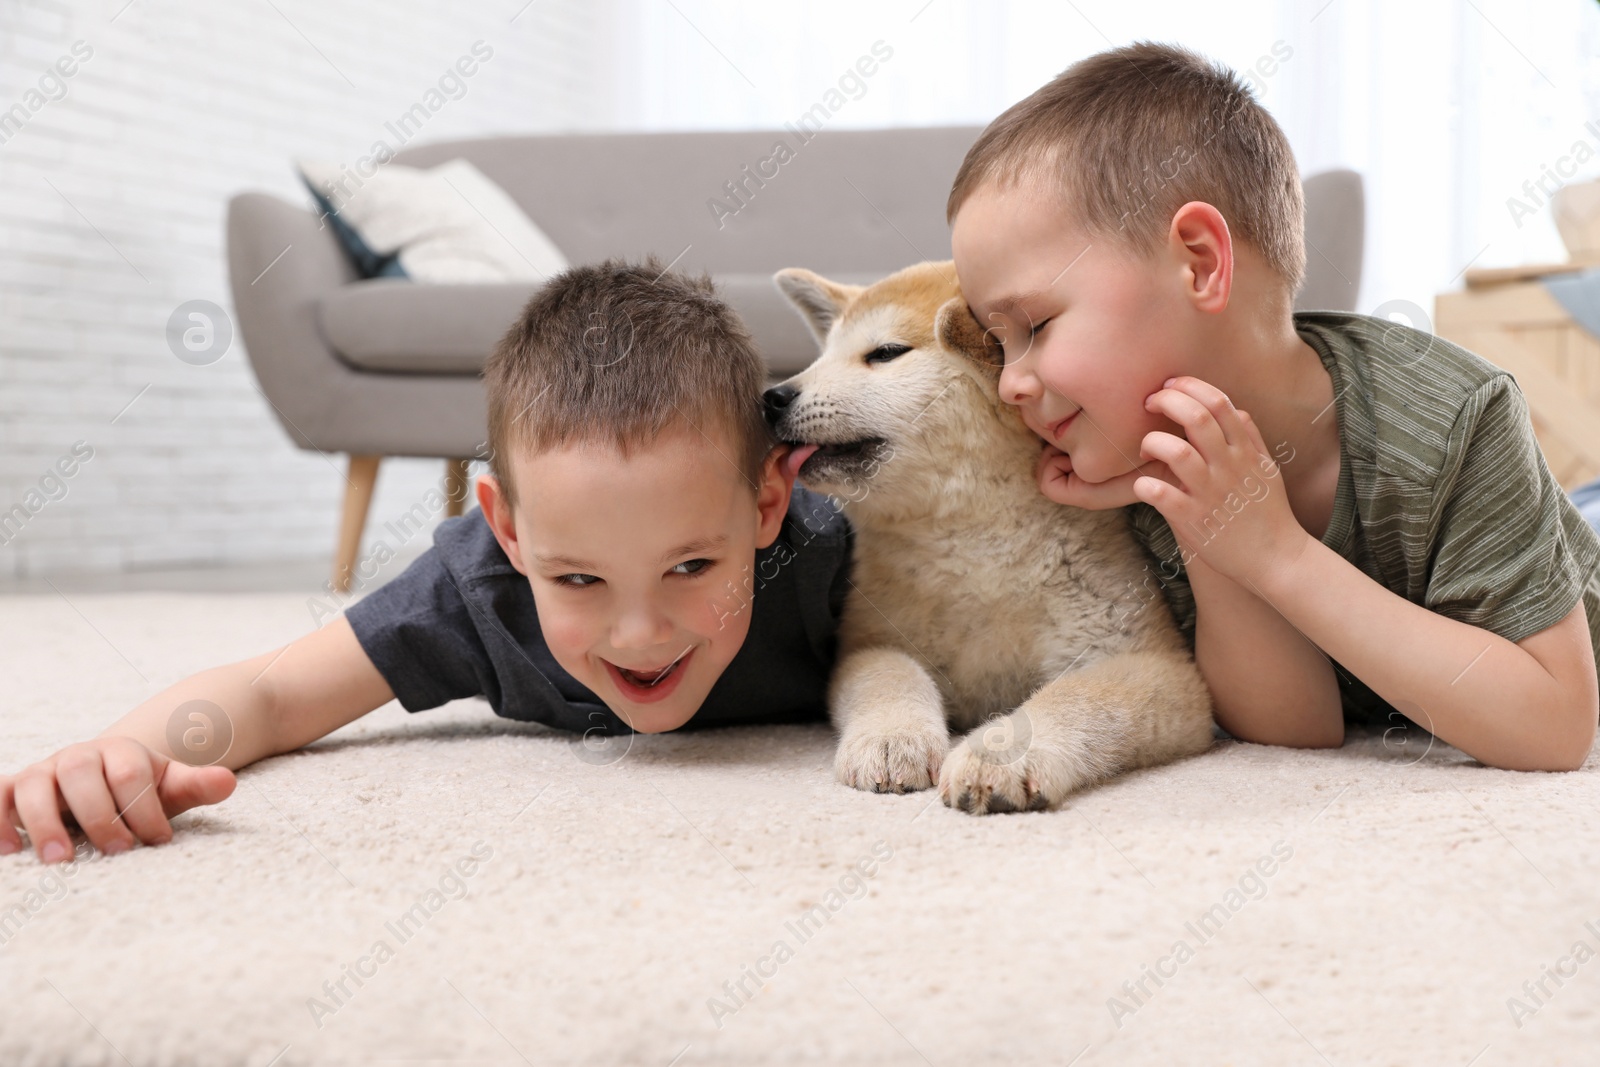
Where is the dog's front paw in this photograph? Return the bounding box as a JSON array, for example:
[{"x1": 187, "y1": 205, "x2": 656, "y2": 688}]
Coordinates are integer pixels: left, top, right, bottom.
[
  {"x1": 835, "y1": 726, "x2": 948, "y2": 794},
  {"x1": 938, "y1": 712, "x2": 1052, "y2": 815}
]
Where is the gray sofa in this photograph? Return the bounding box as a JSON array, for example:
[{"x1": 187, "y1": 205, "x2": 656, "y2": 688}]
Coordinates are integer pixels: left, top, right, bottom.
[{"x1": 224, "y1": 127, "x2": 1363, "y2": 590}]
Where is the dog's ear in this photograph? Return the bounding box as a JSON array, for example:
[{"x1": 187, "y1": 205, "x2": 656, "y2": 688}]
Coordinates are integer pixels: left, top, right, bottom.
[
  {"x1": 935, "y1": 296, "x2": 1003, "y2": 379},
  {"x1": 773, "y1": 268, "x2": 862, "y2": 345}
]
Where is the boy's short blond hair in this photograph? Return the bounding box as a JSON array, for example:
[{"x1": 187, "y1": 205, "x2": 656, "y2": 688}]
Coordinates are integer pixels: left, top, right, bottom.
[
  {"x1": 947, "y1": 41, "x2": 1306, "y2": 297},
  {"x1": 484, "y1": 257, "x2": 774, "y2": 513}
]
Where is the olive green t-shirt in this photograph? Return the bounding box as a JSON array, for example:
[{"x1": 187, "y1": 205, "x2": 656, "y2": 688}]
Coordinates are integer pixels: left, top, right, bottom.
[{"x1": 1127, "y1": 310, "x2": 1600, "y2": 727}]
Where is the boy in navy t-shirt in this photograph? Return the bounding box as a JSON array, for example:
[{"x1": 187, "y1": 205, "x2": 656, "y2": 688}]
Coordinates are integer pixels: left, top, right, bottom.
[{"x1": 2, "y1": 258, "x2": 851, "y2": 864}]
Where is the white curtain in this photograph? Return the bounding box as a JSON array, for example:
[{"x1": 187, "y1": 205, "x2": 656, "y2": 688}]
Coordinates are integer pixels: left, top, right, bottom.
[{"x1": 596, "y1": 0, "x2": 1600, "y2": 324}]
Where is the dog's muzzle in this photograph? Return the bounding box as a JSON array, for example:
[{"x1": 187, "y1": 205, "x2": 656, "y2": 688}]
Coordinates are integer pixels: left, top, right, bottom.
[{"x1": 762, "y1": 383, "x2": 891, "y2": 487}]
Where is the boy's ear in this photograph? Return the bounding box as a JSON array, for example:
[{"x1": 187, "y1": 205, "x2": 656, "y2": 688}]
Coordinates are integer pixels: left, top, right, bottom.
[
  {"x1": 1168, "y1": 201, "x2": 1233, "y2": 314},
  {"x1": 773, "y1": 267, "x2": 863, "y2": 345},
  {"x1": 476, "y1": 474, "x2": 529, "y2": 576},
  {"x1": 753, "y1": 445, "x2": 797, "y2": 550}
]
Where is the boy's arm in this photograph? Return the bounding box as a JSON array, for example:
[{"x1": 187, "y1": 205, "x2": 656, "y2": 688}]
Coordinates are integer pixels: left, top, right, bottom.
[
  {"x1": 99, "y1": 614, "x2": 396, "y2": 769},
  {"x1": 1251, "y1": 539, "x2": 1596, "y2": 771},
  {"x1": 1184, "y1": 553, "x2": 1345, "y2": 748}
]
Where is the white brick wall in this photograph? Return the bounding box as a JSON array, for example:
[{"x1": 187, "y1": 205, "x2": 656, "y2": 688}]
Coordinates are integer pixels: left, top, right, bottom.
[{"x1": 0, "y1": 0, "x2": 615, "y2": 580}]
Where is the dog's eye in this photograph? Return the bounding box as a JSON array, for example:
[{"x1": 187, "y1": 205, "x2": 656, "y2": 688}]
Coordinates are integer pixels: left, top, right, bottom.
[{"x1": 864, "y1": 343, "x2": 912, "y2": 365}]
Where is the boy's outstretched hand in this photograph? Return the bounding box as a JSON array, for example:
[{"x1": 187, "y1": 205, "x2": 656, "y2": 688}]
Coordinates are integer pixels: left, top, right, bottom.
[{"x1": 1, "y1": 737, "x2": 237, "y2": 864}]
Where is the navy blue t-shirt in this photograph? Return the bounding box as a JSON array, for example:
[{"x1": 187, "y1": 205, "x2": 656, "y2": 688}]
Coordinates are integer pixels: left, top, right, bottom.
[{"x1": 344, "y1": 486, "x2": 852, "y2": 735}]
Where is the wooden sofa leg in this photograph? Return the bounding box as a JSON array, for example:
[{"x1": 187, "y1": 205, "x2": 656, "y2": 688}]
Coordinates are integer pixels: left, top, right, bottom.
[
  {"x1": 333, "y1": 454, "x2": 382, "y2": 594},
  {"x1": 444, "y1": 458, "x2": 470, "y2": 517}
]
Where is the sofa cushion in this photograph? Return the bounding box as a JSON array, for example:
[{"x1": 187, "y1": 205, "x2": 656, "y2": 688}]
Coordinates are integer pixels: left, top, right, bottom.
[
  {"x1": 319, "y1": 279, "x2": 538, "y2": 374},
  {"x1": 298, "y1": 172, "x2": 408, "y2": 280},
  {"x1": 299, "y1": 158, "x2": 569, "y2": 284}
]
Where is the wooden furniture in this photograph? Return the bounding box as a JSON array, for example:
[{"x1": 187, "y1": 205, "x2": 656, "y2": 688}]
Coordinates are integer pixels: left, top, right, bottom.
[
  {"x1": 1434, "y1": 263, "x2": 1600, "y2": 491},
  {"x1": 330, "y1": 457, "x2": 471, "y2": 593}
]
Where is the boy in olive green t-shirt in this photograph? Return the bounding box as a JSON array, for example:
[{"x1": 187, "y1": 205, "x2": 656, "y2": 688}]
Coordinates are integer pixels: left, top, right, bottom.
[{"x1": 947, "y1": 42, "x2": 1600, "y2": 771}]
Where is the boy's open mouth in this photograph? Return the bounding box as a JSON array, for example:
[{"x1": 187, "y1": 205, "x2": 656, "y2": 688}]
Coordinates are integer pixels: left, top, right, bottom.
[
  {"x1": 618, "y1": 663, "x2": 676, "y2": 686},
  {"x1": 604, "y1": 647, "x2": 695, "y2": 703}
]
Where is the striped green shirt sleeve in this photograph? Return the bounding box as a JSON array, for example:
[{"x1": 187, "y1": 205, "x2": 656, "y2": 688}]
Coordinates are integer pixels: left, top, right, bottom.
[{"x1": 1126, "y1": 311, "x2": 1600, "y2": 727}]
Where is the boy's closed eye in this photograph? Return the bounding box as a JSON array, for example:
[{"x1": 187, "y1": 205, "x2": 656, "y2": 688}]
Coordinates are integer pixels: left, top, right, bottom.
[{"x1": 991, "y1": 311, "x2": 1054, "y2": 359}]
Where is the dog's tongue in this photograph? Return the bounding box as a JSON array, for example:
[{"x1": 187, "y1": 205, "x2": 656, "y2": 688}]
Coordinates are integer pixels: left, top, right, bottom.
[{"x1": 780, "y1": 444, "x2": 820, "y2": 481}]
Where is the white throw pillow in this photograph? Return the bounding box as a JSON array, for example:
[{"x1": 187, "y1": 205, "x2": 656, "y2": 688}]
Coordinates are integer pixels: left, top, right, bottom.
[{"x1": 298, "y1": 157, "x2": 568, "y2": 284}]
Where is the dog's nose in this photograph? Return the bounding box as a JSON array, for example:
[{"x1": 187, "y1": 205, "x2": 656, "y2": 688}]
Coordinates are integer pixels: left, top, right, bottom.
[{"x1": 762, "y1": 384, "x2": 799, "y2": 421}]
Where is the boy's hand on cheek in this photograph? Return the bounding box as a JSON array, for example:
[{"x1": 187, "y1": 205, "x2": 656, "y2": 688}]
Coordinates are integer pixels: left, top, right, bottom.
[
  {"x1": 1133, "y1": 376, "x2": 1310, "y2": 585},
  {"x1": 1036, "y1": 442, "x2": 1171, "y2": 510}
]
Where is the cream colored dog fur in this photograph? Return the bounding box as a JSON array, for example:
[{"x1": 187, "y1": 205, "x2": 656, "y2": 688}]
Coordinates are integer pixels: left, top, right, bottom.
[{"x1": 767, "y1": 261, "x2": 1217, "y2": 815}]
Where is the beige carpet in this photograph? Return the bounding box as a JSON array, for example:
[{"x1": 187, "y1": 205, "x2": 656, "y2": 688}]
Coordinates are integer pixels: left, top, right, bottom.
[{"x1": 3, "y1": 590, "x2": 1599, "y2": 1066}]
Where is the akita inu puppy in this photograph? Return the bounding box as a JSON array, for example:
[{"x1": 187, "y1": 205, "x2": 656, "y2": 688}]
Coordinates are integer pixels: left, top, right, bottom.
[{"x1": 765, "y1": 261, "x2": 1216, "y2": 815}]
